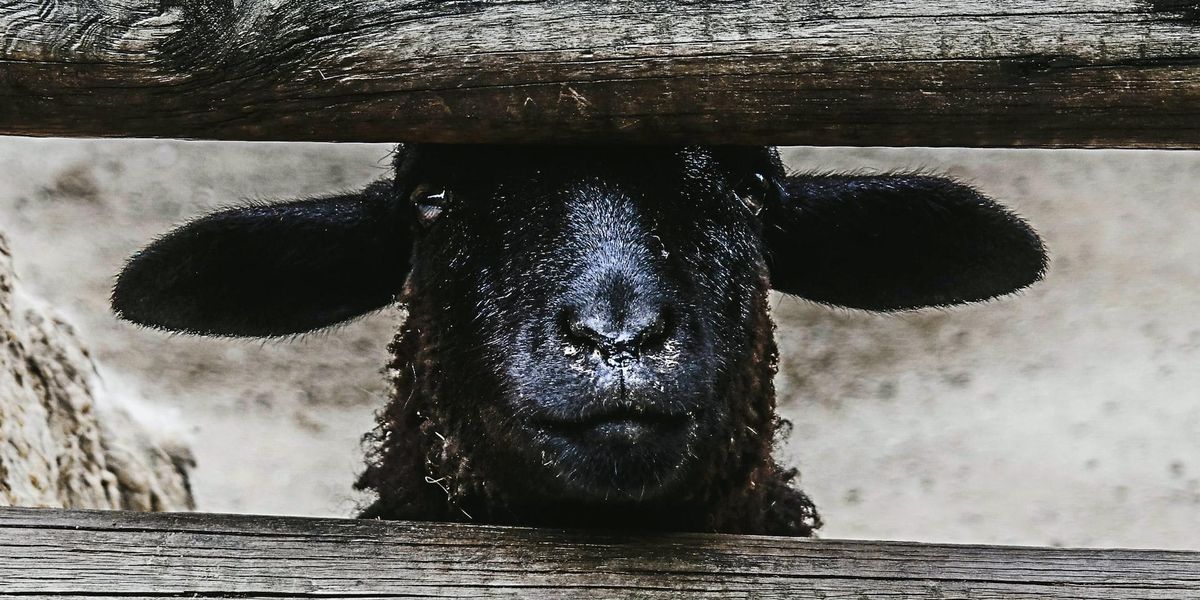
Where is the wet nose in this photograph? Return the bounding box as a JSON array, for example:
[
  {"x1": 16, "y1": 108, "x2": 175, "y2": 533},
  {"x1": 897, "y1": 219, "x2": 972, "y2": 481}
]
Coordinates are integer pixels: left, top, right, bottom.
[{"x1": 560, "y1": 305, "x2": 672, "y2": 364}]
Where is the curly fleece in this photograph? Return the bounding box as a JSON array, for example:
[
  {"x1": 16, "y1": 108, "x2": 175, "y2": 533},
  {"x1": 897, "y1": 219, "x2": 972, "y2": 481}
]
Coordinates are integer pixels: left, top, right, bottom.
[{"x1": 356, "y1": 272, "x2": 820, "y2": 537}]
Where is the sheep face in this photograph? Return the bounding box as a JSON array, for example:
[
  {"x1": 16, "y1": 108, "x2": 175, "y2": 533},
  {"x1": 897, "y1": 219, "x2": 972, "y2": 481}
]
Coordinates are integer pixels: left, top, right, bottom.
[
  {"x1": 396, "y1": 145, "x2": 779, "y2": 500},
  {"x1": 112, "y1": 144, "x2": 1047, "y2": 524}
]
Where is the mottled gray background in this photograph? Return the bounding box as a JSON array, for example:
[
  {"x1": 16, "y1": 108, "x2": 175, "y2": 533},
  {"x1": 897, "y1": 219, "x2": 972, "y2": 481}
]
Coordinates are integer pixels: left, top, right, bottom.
[{"x1": 1, "y1": 137, "x2": 1196, "y2": 549}]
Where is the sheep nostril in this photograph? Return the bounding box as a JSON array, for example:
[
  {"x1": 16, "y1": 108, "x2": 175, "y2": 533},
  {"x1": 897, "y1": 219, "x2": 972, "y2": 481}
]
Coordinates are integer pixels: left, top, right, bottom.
[
  {"x1": 635, "y1": 308, "x2": 672, "y2": 351},
  {"x1": 565, "y1": 317, "x2": 604, "y2": 350},
  {"x1": 559, "y1": 307, "x2": 673, "y2": 362},
  {"x1": 559, "y1": 309, "x2": 601, "y2": 355}
]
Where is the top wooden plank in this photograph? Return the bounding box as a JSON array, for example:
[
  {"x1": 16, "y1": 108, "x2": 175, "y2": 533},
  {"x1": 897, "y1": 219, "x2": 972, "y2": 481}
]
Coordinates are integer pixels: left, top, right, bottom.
[
  {"x1": 1, "y1": 0, "x2": 1199, "y2": 147},
  {"x1": 1, "y1": 506, "x2": 1198, "y2": 598}
]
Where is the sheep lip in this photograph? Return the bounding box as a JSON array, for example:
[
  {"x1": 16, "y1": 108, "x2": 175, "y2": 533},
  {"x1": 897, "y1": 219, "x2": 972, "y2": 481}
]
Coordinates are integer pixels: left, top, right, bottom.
[{"x1": 534, "y1": 409, "x2": 689, "y2": 433}]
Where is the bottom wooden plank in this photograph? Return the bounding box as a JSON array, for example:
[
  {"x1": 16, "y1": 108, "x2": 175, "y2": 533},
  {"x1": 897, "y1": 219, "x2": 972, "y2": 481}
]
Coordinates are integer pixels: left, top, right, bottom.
[{"x1": 0, "y1": 507, "x2": 1196, "y2": 598}]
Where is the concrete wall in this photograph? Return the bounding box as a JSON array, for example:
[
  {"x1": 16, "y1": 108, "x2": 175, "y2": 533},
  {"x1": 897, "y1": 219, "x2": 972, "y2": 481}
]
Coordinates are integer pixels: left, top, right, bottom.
[
  {"x1": 1, "y1": 138, "x2": 1195, "y2": 549},
  {"x1": 774, "y1": 147, "x2": 1199, "y2": 549}
]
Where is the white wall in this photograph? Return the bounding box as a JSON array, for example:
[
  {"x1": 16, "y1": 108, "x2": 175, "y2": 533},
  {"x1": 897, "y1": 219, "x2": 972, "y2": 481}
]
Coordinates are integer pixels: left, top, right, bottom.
[
  {"x1": 1, "y1": 138, "x2": 1195, "y2": 549},
  {"x1": 775, "y1": 147, "x2": 1199, "y2": 549}
]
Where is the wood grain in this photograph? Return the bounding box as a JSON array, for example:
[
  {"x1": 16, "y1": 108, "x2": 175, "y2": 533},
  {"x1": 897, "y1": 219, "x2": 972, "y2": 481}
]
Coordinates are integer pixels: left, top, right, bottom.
[
  {"x1": 0, "y1": 507, "x2": 1197, "y2": 598},
  {"x1": 0, "y1": 0, "x2": 1199, "y2": 147}
]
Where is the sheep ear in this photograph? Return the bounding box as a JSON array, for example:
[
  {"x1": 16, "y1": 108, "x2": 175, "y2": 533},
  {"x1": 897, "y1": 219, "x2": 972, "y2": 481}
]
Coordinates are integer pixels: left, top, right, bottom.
[
  {"x1": 764, "y1": 174, "x2": 1047, "y2": 311},
  {"x1": 112, "y1": 180, "x2": 411, "y2": 337}
]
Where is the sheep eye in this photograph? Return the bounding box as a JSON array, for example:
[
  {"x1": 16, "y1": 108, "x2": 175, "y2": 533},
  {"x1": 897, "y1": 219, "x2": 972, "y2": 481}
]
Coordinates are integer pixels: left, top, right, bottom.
[
  {"x1": 411, "y1": 184, "x2": 453, "y2": 225},
  {"x1": 734, "y1": 172, "x2": 768, "y2": 216}
]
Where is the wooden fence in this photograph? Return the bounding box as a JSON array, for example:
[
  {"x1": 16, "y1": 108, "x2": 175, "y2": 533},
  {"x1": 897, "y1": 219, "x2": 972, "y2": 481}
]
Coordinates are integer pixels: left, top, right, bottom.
[
  {"x1": 1, "y1": 0, "x2": 1200, "y2": 146},
  {"x1": 1, "y1": 507, "x2": 1198, "y2": 598},
  {"x1": 2, "y1": 1, "x2": 1198, "y2": 597}
]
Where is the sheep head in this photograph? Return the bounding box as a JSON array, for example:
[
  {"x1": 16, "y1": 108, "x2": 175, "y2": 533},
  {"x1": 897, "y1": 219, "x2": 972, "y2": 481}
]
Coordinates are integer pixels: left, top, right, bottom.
[{"x1": 113, "y1": 145, "x2": 1046, "y2": 523}]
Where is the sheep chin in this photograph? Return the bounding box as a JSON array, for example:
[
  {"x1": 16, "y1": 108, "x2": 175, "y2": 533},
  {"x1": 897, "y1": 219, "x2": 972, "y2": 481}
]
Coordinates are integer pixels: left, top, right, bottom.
[{"x1": 529, "y1": 415, "x2": 702, "y2": 503}]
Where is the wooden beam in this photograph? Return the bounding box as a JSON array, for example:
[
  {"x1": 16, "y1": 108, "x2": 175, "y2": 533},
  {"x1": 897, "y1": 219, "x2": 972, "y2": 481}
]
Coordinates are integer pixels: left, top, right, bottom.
[
  {"x1": 1, "y1": 1, "x2": 1199, "y2": 147},
  {"x1": 1, "y1": 507, "x2": 1198, "y2": 598}
]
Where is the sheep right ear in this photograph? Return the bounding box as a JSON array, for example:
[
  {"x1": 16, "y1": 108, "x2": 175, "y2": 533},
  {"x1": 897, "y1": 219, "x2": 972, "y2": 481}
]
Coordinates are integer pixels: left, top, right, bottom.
[
  {"x1": 112, "y1": 180, "x2": 412, "y2": 337},
  {"x1": 763, "y1": 174, "x2": 1047, "y2": 311}
]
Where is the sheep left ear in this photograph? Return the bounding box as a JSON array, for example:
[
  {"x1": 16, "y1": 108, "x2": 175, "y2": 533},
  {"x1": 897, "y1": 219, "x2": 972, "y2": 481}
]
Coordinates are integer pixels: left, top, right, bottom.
[
  {"x1": 764, "y1": 174, "x2": 1047, "y2": 311},
  {"x1": 112, "y1": 180, "x2": 411, "y2": 337}
]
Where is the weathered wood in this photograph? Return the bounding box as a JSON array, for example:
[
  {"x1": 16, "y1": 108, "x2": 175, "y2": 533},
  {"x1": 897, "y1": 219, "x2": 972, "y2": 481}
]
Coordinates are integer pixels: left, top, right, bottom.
[
  {"x1": 1, "y1": 1, "x2": 1199, "y2": 147},
  {"x1": 0, "y1": 507, "x2": 1197, "y2": 598}
]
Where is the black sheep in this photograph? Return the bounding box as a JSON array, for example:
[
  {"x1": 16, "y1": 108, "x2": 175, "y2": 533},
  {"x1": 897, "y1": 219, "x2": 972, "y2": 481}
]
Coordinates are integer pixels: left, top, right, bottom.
[{"x1": 112, "y1": 145, "x2": 1046, "y2": 536}]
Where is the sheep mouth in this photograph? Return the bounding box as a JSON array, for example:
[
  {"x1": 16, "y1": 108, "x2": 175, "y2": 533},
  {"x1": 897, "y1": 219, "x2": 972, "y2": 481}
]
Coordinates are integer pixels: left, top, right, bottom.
[
  {"x1": 529, "y1": 405, "x2": 698, "y2": 498},
  {"x1": 534, "y1": 409, "x2": 690, "y2": 443}
]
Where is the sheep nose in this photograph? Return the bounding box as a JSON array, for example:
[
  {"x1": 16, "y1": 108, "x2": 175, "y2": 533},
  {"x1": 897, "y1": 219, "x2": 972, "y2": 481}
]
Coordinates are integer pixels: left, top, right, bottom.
[{"x1": 560, "y1": 306, "x2": 671, "y2": 364}]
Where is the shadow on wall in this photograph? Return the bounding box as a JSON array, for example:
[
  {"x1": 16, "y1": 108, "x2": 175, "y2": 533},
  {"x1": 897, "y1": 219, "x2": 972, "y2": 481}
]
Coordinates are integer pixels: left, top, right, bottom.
[{"x1": 0, "y1": 138, "x2": 1196, "y2": 549}]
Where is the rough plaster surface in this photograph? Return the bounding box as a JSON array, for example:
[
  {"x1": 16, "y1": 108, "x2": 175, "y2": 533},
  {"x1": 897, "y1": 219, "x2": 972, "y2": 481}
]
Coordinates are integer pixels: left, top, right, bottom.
[
  {"x1": 0, "y1": 138, "x2": 1195, "y2": 548},
  {"x1": 0, "y1": 229, "x2": 193, "y2": 510}
]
